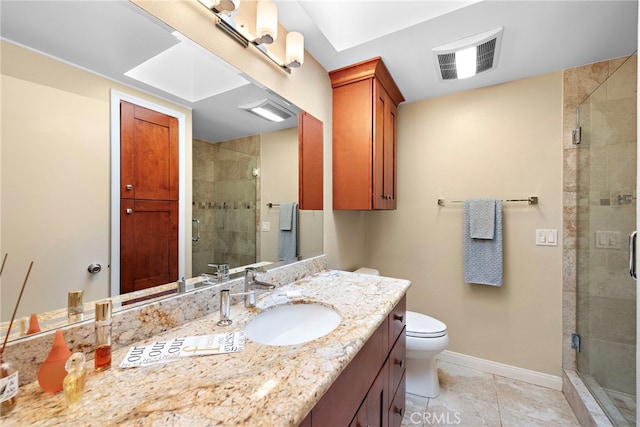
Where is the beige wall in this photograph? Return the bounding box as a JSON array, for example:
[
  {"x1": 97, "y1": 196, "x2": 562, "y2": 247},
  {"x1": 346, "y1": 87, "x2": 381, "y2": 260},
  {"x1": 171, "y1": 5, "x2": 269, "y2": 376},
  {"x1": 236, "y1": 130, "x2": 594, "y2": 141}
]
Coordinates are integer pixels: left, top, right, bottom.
[
  {"x1": 260, "y1": 128, "x2": 298, "y2": 260},
  {"x1": 366, "y1": 72, "x2": 564, "y2": 376},
  {"x1": 1, "y1": 40, "x2": 193, "y2": 319},
  {"x1": 134, "y1": 0, "x2": 367, "y2": 271}
]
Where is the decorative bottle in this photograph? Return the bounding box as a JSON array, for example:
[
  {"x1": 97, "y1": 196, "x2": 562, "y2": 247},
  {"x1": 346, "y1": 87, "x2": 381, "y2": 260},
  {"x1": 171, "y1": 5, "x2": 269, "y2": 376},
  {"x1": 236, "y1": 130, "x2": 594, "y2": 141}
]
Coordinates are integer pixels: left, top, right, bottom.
[
  {"x1": 67, "y1": 290, "x2": 84, "y2": 322},
  {"x1": 37, "y1": 330, "x2": 72, "y2": 393},
  {"x1": 26, "y1": 313, "x2": 41, "y2": 335},
  {"x1": 63, "y1": 352, "x2": 86, "y2": 409},
  {"x1": 94, "y1": 301, "x2": 112, "y2": 371},
  {"x1": 0, "y1": 359, "x2": 18, "y2": 416}
]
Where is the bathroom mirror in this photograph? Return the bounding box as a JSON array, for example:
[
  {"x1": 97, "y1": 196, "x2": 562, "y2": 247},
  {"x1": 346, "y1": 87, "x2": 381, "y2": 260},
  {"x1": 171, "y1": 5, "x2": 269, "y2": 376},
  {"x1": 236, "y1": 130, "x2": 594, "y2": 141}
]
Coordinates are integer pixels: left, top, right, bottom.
[{"x1": 0, "y1": 1, "x2": 323, "y2": 340}]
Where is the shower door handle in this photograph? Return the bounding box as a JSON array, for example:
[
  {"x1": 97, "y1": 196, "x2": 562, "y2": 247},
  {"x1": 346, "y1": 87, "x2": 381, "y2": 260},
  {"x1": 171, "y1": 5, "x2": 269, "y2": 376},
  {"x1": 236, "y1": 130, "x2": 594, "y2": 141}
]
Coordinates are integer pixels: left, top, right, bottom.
[
  {"x1": 629, "y1": 231, "x2": 637, "y2": 280},
  {"x1": 192, "y1": 218, "x2": 200, "y2": 242}
]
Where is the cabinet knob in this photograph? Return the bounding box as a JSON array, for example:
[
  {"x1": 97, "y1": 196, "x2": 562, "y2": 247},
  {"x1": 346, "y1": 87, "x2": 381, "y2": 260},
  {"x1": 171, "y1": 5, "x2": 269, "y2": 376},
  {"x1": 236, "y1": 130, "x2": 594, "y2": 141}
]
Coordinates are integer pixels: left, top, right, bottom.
[
  {"x1": 126, "y1": 208, "x2": 133, "y2": 214},
  {"x1": 395, "y1": 407, "x2": 404, "y2": 417},
  {"x1": 126, "y1": 184, "x2": 133, "y2": 190},
  {"x1": 393, "y1": 313, "x2": 404, "y2": 322},
  {"x1": 396, "y1": 358, "x2": 405, "y2": 368}
]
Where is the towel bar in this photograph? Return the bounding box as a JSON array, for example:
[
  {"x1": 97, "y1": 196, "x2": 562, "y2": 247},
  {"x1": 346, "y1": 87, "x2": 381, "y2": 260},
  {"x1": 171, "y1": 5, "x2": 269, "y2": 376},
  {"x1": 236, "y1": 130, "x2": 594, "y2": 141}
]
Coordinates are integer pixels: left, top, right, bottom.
[{"x1": 437, "y1": 196, "x2": 538, "y2": 207}]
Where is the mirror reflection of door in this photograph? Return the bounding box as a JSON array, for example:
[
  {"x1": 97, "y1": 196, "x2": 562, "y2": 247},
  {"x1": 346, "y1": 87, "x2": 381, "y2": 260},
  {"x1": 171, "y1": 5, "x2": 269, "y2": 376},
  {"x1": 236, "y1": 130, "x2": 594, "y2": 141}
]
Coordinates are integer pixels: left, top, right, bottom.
[{"x1": 120, "y1": 101, "x2": 179, "y2": 294}]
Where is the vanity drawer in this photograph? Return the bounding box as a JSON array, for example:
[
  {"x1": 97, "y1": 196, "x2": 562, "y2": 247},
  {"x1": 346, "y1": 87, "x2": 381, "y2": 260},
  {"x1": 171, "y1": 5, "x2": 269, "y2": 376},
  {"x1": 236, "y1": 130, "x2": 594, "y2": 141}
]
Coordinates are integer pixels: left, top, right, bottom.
[
  {"x1": 388, "y1": 327, "x2": 406, "y2": 400},
  {"x1": 388, "y1": 371, "x2": 406, "y2": 427},
  {"x1": 388, "y1": 295, "x2": 406, "y2": 346}
]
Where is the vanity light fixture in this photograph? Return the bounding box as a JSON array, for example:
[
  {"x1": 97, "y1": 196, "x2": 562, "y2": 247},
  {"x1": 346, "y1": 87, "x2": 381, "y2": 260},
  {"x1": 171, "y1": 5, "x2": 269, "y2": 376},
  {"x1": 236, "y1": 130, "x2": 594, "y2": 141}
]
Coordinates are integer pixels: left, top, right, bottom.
[
  {"x1": 197, "y1": 0, "x2": 304, "y2": 73},
  {"x1": 239, "y1": 99, "x2": 293, "y2": 122},
  {"x1": 433, "y1": 27, "x2": 504, "y2": 80},
  {"x1": 198, "y1": 0, "x2": 241, "y2": 13}
]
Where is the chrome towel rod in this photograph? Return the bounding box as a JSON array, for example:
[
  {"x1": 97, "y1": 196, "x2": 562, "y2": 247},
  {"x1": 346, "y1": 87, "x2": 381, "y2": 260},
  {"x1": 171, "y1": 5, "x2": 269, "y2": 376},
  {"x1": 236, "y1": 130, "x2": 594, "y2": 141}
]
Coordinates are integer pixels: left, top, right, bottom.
[{"x1": 437, "y1": 196, "x2": 538, "y2": 207}]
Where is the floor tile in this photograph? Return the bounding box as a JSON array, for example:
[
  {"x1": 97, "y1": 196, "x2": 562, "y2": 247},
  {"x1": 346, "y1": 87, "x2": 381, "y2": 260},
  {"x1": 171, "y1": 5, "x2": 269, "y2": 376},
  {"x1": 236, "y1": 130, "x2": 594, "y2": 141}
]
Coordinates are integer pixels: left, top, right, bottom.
[{"x1": 401, "y1": 360, "x2": 580, "y2": 427}]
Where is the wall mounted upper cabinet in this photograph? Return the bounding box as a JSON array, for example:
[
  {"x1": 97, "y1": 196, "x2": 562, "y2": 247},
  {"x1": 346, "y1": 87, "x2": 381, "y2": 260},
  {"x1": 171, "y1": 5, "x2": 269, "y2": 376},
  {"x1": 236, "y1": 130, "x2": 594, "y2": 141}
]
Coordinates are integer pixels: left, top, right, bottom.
[
  {"x1": 298, "y1": 111, "x2": 324, "y2": 210},
  {"x1": 329, "y1": 57, "x2": 405, "y2": 210}
]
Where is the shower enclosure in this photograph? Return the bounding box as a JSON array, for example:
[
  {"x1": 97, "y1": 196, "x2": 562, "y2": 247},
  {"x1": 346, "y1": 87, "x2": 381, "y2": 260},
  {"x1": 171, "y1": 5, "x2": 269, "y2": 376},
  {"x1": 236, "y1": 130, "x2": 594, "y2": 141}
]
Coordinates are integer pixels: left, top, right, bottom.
[
  {"x1": 192, "y1": 138, "x2": 259, "y2": 277},
  {"x1": 575, "y1": 54, "x2": 637, "y2": 426}
]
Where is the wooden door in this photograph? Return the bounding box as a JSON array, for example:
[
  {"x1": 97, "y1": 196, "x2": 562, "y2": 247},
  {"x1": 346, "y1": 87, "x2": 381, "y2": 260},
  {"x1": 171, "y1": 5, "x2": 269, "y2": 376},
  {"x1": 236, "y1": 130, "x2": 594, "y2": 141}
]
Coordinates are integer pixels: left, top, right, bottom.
[
  {"x1": 120, "y1": 200, "x2": 178, "y2": 294},
  {"x1": 120, "y1": 101, "x2": 179, "y2": 294}
]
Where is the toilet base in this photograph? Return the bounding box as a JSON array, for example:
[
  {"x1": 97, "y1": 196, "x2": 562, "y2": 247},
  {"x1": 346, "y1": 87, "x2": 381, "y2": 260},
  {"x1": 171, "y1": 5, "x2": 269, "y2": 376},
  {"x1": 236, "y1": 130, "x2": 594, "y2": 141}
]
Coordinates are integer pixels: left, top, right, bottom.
[{"x1": 406, "y1": 357, "x2": 440, "y2": 398}]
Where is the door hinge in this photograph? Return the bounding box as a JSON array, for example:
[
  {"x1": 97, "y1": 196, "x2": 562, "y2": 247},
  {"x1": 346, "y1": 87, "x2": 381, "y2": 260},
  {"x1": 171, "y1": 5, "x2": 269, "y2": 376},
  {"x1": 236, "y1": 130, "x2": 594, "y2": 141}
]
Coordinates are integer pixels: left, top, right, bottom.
[
  {"x1": 571, "y1": 333, "x2": 581, "y2": 352},
  {"x1": 572, "y1": 127, "x2": 581, "y2": 145}
]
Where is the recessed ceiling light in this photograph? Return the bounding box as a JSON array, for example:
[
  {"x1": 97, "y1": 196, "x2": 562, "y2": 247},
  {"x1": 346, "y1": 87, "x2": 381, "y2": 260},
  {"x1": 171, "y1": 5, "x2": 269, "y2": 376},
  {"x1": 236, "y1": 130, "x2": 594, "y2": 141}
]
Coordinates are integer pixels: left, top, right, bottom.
[{"x1": 238, "y1": 99, "x2": 292, "y2": 122}]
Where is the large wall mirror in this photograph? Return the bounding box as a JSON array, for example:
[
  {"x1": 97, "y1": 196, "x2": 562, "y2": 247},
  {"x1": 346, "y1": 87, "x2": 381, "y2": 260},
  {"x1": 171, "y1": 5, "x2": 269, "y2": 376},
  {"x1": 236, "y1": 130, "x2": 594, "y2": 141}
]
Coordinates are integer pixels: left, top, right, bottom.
[{"x1": 0, "y1": 0, "x2": 323, "y2": 340}]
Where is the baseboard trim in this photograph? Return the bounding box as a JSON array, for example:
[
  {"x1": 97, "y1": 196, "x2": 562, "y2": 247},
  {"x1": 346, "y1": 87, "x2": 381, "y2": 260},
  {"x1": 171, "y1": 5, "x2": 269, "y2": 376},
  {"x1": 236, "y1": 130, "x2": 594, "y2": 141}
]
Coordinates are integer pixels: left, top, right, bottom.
[{"x1": 437, "y1": 350, "x2": 563, "y2": 391}]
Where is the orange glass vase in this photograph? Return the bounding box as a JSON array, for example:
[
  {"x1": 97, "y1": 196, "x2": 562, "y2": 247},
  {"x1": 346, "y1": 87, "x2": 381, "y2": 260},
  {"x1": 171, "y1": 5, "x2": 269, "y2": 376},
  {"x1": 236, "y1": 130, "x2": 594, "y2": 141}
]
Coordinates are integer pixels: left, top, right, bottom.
[{"x1": 37, "y1": 330, "x2": 72, "y2": 393}]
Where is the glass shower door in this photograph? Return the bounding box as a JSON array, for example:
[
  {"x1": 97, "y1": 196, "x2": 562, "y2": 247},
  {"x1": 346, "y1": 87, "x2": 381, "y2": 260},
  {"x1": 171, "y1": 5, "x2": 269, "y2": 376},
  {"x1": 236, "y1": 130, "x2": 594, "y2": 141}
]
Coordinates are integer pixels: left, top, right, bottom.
[{"x1": 575, "y1": 55, "x2": 637, "y2": 426}]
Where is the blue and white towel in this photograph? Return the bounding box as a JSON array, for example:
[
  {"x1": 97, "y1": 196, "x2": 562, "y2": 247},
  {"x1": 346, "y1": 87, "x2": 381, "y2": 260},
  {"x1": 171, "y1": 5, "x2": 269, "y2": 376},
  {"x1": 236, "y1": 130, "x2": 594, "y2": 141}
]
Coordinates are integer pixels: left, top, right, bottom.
[{"x1": 463, "y1": 199, "x2": 503, "y2": 286}]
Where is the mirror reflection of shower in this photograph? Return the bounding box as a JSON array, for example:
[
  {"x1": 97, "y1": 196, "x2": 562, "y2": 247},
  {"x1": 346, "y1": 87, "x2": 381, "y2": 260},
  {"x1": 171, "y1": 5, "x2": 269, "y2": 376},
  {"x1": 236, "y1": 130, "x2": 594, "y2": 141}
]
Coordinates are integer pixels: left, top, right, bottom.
[{"x1": 192, "y1": 137, "x2": 259, "y2": 277}]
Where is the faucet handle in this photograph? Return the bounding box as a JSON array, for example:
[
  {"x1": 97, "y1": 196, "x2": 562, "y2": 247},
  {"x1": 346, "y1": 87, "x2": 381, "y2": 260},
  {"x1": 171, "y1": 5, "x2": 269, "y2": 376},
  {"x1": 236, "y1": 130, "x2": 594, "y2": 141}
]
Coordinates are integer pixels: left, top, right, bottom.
[{"x1": 212, "y1": 263, "x2": 230, "y2": 283}]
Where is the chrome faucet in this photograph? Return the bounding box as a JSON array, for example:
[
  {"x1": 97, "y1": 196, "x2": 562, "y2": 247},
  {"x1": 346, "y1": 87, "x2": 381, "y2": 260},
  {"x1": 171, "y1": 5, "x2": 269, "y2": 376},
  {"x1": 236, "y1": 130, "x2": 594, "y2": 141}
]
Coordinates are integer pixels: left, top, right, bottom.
[
  {"x1": 243, "y1": 267, "x2": 276, "y2": 308},
  {"x1": 216, "y1": 268, "x2": 276, "y2": 326}
]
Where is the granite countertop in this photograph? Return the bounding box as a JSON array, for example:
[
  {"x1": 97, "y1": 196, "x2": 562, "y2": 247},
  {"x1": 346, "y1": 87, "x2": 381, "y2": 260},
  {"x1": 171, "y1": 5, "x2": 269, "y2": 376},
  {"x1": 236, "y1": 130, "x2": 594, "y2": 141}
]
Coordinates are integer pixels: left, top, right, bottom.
[{"x1": 3, "y1": 270, "x2": 410, "y2": 427}]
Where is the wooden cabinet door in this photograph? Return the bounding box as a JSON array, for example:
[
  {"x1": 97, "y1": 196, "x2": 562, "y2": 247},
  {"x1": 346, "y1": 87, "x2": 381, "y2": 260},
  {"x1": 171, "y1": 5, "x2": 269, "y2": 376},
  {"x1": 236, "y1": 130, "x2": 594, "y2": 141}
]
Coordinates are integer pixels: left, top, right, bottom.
[
  {"x1": 332, "y1": 78, "x2": 374, "y2": 210},
  {"x1": 120, "y1": 200, "x2": 178, "y2": 294},
  {"x1": 373, "y1": 81, "x2": 397, "y2": 210},
  {"x1": 120, "y1": 101, "x2": 179, "y2": 201},
  {"x1": 299, "y1": 111, "x2": 323, "y2": 210}
]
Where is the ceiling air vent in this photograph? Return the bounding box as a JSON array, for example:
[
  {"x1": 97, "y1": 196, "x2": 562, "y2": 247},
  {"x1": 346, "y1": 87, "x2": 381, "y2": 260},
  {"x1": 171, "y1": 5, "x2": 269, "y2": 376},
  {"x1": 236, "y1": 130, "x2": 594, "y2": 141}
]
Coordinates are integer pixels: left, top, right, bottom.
[{"x1": 433, "y1": 27, "x2": 503, "y2": 81}]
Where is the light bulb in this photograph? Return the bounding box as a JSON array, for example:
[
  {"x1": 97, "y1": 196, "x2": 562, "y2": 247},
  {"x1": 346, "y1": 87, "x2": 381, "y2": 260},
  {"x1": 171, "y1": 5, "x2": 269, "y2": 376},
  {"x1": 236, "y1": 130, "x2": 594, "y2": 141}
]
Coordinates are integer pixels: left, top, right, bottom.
[
  {"x1": 256, "y1": 0, "x2": 277, "y2": 44},
  {"x1": 286, "y1": 32, "x2": 304, "y2": 67}
]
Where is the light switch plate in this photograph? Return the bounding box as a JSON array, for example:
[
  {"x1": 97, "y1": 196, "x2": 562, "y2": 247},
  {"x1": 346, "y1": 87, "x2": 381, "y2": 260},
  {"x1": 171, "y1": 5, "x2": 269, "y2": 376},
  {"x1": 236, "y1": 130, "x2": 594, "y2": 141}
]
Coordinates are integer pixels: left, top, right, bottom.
[
  {"x1": 536, "y1": 229, "x2": 558, "y2": 246},
  {"x1": 261, "y1": 221, "x2": 271, "y2": 232}
]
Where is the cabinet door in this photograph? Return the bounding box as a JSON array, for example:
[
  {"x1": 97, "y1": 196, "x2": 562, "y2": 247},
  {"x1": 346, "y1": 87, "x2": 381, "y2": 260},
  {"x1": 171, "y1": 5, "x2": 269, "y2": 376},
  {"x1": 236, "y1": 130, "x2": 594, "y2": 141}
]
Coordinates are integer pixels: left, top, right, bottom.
[
  {"x1": 373, "y1": 80, "x2": 397, "y2": 210},
  {"x1": 298, "y1": 111, "x2": 323, "y2": 210},
  {"x1": 366, "y1": 362, "x2": 388, "y2": 427},
  {"x1": 332, "y1": 79, "x2": 374, "y2": 210}
]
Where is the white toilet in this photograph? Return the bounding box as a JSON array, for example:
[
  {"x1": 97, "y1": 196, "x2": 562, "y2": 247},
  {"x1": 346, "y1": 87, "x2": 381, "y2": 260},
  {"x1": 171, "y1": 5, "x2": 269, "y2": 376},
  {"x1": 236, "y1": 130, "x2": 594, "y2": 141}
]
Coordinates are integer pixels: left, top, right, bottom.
[
  {"x1": 406, "y1": 311, "x2": 449, "y2": 398},
  {"x1": 353, "y1": 268, "x2": 449, "y2": 398}
]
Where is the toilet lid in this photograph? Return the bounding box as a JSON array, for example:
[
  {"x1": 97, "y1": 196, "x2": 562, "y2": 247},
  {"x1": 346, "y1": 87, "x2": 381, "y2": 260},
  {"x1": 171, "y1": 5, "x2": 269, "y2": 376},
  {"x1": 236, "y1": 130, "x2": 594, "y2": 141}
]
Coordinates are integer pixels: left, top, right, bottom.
[{"x1": 406, "y1": 311, "x2": 447, "y2": 338}]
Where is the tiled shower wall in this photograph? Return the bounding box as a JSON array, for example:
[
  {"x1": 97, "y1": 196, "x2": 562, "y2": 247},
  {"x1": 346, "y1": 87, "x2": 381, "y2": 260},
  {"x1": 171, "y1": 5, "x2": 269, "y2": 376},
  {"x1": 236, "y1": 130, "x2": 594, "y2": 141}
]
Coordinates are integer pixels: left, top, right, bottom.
[
  {"x1": 576, "y1": 56, "x2": 637, "y2": 397},
  {"x1": 562, "y1": 55, "x2": 636, "y2": 373},
  {"x1": 192, "y1": 137, "x2": 260, "y2": 276}
]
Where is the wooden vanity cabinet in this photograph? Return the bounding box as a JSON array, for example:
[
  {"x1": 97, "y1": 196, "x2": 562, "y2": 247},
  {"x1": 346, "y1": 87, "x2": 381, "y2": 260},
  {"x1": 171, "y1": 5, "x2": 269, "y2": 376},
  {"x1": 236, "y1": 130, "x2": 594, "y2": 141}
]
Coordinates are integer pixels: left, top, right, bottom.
[
  {"x1": 305, "y1": 295, "x2": 406, "y2": 427},
  {"x1": 329, "y1": 57, "x2": 404, "y2": 210}
]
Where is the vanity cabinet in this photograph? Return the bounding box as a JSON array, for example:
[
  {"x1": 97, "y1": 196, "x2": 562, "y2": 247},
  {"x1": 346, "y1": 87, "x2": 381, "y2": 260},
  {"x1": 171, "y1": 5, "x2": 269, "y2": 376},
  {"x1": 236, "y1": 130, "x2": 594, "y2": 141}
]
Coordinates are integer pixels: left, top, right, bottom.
[
  {"x1": 329, "y1": 57, "x2": 404, "y2": 210},
  {"x1": 306, "y1": 295, "x2": 406, "y2": 426}
]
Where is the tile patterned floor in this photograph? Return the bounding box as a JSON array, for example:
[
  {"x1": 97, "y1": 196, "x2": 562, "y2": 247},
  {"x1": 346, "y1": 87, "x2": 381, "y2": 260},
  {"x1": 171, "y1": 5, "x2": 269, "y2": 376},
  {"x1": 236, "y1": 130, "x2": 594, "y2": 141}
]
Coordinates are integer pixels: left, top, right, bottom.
[{"x1": 402, "y1": 360, "x2": 580, "y2": 426}]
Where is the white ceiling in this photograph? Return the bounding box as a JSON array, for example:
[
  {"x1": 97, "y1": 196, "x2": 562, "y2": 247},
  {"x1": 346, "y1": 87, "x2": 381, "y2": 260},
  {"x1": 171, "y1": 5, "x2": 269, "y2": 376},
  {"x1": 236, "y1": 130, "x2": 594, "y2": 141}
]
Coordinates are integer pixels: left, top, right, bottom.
[
  {"x1": 275, "y1": 0, "x2": 638, "y2": 103},
  {"x1": 1, "y1": 1, "x2": 637, "y2": 142}
]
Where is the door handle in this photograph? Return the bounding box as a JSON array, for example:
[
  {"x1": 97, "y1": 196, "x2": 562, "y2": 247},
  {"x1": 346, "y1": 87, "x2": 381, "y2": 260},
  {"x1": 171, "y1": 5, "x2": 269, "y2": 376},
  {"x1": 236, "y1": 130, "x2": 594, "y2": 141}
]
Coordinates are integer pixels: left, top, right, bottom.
[
  {"x1": 192, "y1": 218, "x2": 200, "y2": 242},
  {"x1": 629, "y1": 231, "x2": 637, "y2": 280}
]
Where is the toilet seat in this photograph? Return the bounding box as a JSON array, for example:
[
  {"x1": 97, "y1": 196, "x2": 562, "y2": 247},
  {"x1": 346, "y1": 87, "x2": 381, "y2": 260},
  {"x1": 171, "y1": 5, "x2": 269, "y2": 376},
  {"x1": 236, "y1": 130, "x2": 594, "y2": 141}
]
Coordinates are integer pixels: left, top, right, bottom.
[{"x1": 406, "y1": 311, "x2": 447, "y2": 338}]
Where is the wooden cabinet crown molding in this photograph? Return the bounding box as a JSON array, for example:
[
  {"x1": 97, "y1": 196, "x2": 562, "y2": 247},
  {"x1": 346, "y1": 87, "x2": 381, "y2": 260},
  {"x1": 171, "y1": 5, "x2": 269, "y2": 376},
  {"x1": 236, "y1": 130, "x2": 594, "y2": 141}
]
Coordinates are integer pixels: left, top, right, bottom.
[{"x1": 329, "y1": 57, "x2": 405, "y2": 106}]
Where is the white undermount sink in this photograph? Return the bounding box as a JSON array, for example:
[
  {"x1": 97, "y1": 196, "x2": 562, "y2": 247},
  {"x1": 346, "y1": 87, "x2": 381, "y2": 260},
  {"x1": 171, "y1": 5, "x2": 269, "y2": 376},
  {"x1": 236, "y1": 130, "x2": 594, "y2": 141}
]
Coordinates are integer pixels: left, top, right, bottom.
[{"x1": 244, "y1": 303, "x2": 341, "y2": 346}]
